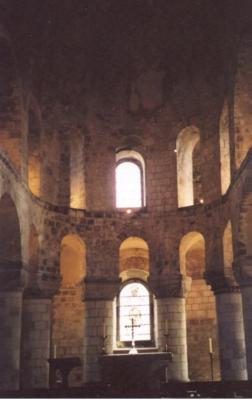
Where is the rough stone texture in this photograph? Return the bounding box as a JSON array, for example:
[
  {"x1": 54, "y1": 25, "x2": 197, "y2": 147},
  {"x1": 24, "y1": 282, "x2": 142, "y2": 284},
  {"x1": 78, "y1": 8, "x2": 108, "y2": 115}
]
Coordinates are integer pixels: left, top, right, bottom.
[
  {"x1": 20, "y1": 298, "x2": 51, "y2": 389},
  {"x1": 0, "y1": 0, "x2": 251, "y2": 390},
  {"x1": 0, "y1": 291, "x2": 22, "y2": 391},
  {"x1": 186, "y1": 279, "x2": 220, "y2": 381},
  {"x1": 215, "y1": 291, "x2": 247, "y2": 381},
  {"x1": 83, "y1": 300, "x2": 114, "y2": 383},
  {"x1": 240, "y1": 286, "x2": 252, "y2": 379},
  {"x1": 156, "y1": 297, "x2": 188, "y2": 382},
  {"x1": 52, "y1": 288, "x2": 84, "y2": 386}
]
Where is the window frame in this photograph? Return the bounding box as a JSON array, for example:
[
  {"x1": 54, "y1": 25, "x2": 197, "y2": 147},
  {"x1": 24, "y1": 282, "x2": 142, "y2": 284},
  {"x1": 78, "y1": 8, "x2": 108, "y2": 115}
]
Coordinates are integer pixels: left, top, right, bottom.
[
  {"x1": 115, "y1": 158, "x2": 144, "y2": 209},
  {"x1": 116, "y1": 279, "x2": 155, "y2": 349}
]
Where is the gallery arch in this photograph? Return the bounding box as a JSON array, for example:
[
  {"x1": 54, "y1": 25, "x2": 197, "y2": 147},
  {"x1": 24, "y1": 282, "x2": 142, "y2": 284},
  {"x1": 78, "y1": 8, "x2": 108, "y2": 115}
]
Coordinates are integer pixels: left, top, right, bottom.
[
  {"x1": 52, "y1": 234, "x2": 86, "y2": 386},
  {"x1": 176, "y1": 126, "x2": 200, "y2": 208}
]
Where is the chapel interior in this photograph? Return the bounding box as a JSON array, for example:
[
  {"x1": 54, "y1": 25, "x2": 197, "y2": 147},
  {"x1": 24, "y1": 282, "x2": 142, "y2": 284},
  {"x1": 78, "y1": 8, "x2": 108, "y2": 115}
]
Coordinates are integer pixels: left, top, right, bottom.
[{"x1": 1, "y1": 0, "x2": 252, "y2": 397}]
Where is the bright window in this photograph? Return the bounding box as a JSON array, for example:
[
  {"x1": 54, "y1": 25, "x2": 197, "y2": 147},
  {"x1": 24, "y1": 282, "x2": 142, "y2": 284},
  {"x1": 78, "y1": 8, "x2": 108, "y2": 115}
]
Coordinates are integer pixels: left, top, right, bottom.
[
  {"x1": 116, "y1": 161, "x2": 142, "y2": 208},
  {"x1": 119, "y1": 281, "x2": 151, "y2": 342}
]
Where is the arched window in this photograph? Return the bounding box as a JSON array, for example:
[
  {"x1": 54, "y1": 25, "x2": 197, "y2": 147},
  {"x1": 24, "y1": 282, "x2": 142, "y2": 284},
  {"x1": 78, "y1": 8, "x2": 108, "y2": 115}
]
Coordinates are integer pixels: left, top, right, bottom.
[
  {"x1": 117, "y1": 280, "x2": 153, "y2": 347},
  {"x1": 176, "y1": 126, "x2": 200, "y2": 207},
  {"x1": 115, "y1": 150, "x2": 146, "y2": 208}
]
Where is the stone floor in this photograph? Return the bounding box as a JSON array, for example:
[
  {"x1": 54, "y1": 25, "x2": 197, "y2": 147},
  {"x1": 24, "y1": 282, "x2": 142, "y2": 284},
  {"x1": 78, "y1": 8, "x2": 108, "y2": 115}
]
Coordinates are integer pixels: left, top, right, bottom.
[{"x1": 1, "y1": 381, "x2": 252, "y2": 398}]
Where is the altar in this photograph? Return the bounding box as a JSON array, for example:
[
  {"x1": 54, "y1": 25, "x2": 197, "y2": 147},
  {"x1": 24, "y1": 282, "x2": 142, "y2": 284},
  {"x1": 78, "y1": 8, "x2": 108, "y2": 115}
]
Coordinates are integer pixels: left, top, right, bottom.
[{"x1": 99, "y1": 352, "x2": 172, "y2": 393}]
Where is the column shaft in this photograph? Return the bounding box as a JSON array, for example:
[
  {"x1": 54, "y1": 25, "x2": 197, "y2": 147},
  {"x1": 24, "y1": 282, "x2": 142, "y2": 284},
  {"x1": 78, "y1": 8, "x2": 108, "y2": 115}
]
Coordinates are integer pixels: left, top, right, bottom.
[
  {"x1": 215, "y1": 291, "x2": 247, "y2": 380},
  {"x1": 156, "y1": 297, "x2": 188, "y2": 381},
  {"x1": 20, "y1": 298, "x2": 52, "y2": 388},
  {"x1": 0, "y1": 291, "x2": 22, "y2": 390},
  {"x1": 241, "y1": 286, "x2": 252, "y2": 378},
  {"x1": 83, "y1": 299, "x2": 114, "y2": 383}
]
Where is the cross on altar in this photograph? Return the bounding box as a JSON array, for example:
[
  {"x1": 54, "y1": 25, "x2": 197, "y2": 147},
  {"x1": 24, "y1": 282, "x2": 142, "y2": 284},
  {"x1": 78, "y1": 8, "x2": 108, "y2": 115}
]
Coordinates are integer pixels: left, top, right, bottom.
[{"x1": 125, "y1": 317, "x2": 140, "y2": 354}]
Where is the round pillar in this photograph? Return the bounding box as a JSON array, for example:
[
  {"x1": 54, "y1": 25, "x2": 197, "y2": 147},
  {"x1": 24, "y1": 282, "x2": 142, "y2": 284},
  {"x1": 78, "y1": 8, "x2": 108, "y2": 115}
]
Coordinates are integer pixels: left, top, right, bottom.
[
  {"x1": 240, "y1": 285, "x2": 252, "y2": 378},
  {"x1": 82, "y1": 277, "x2": 120, "y2": 383},
  {"x1": 20, "y1": 292, "x2": 52, "y2": 389},
  {"x1": 215, "y1": 289, "x2": 247, "y2": 380},
  {"x1": 156, "y1": 296, "x2": 188, "y2": 381},
  {"x1": 0, "y1": 290, "x2": 23, "y2": 390}
]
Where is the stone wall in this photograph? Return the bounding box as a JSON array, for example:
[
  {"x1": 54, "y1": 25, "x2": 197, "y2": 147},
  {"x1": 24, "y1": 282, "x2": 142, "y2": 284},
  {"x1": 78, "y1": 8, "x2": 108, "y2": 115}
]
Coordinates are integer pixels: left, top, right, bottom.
[{"x1": 186, "y1": 279, "x2": 220, "y2": 381}]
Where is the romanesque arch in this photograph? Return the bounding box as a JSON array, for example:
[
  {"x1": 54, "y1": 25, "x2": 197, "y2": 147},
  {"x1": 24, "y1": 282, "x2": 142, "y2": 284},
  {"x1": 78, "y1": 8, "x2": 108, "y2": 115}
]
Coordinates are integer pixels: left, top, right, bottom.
[
  {"x1": 52, "y1": 234, "x2": 86, "y2": 386},
  {"x1": 176, "y1": 126, "x2": 200, "y2": 207},
  {"x1": 234, "y1": 29, "x2": 252, "y2": 169},
  {"x1": 116, "y1": 150, "x2": 146, "y2": 208}
]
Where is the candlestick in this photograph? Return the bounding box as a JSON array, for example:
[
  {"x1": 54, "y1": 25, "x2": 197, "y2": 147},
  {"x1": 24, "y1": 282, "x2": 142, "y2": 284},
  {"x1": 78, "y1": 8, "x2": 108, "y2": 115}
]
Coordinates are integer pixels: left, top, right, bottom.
[
  {"x1": 103, "y1": 324, "x2": 106, "y2": 338},
  {"x1": 208, "y1": 337, "x2": 213, "y2": 354}
]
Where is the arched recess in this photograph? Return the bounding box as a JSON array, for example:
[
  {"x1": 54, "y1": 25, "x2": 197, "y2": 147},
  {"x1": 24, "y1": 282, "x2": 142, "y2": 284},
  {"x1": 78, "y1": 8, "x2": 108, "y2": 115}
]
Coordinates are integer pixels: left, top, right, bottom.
[
  {"x1": 52, "y1": 234, "x2": 86, "y2": 386},
  {"x1": 220, "y1": 100, "x2": 231, "y2": 194},
  {"x1": 176, "y1": 126, "x2": 200, "y2": 207},
  {"x1": 179, "y1": 231, "x2": 220, "y2": 381},
  {"x1": 234, "y1": 31, "x2": 252, "y2": 169},
  {"x1": 115, "y1": 150, "x2": 146, "y2": 208},
  {"x1": 27, "y1": 103, "x2": 42, "y2": 197},
  {"x1": 0, "y1": 30, "x2": 22, "y2": 171},
  {"x1": 0, "y1": 193, "x2": 22, "y2": 390},
  {"x1": 116, "y1": 237, "x2": 155, "y2": 349},
  {"x1": 119, "y1": 236, "x2": 149, "y2": 282}
]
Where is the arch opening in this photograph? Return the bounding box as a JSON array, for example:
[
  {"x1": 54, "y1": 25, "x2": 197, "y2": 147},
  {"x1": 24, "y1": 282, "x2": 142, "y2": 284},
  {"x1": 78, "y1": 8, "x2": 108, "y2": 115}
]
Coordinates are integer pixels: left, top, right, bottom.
[
  {"x1": 176, "y1": 126, "x2": 200, "y2": 207},
  {"x1": 116, "y1": 150, "x2": 146, "y2": 208},
  {"x1": 52, "y1": 234, "x2": 86, "y2": 386}
]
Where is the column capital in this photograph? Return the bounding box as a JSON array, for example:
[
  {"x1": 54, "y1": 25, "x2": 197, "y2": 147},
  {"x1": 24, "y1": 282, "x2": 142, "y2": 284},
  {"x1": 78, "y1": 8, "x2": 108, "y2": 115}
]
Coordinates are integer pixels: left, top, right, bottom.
[
  {"x1": 148, "y1": 273, "x2": 186, "y2": 298},
  {"x1": 83, "y1": 276, "x2": 121, "y2": 301},
  {"x1": 22, "y1": 266, "x2": 61, "y2": 299},
  {"x1": 204, "y1": 271, "x2": 240, "y2": 294}
]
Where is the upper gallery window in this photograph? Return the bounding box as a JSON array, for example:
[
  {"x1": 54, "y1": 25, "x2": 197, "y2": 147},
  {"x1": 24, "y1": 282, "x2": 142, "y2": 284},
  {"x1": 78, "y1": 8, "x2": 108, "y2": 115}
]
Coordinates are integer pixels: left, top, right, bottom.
[{"x1": 115, "y1": 150, "x2": 146, "y2": 208}]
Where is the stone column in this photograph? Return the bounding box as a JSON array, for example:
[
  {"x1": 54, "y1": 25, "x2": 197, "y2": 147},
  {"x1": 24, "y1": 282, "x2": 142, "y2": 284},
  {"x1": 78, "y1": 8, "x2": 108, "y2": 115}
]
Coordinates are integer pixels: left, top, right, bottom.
[
  {"x1": 150, "y1": 273, "x2": 189, "y2": 382},
  {"x1": 82, "y1": 277, "x2": 121, "y2": 383},
  {"x1": 240, "y1": 284, "x2": 252, "y2": 378},
  {"x1": 208, "y1": 271, "x2": 248, "y2": 381},
  {"x1": 20, "y1": 291, "x2": 52, "y2": 389},
  {"x1": 0, "y1": 290, "x2": 23, "y2": 391}
]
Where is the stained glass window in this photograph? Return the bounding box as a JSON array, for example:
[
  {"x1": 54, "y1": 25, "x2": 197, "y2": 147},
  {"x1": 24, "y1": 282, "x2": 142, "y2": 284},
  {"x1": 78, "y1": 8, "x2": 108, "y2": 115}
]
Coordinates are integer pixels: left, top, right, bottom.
[
  {"x1": 119, "y1": 282, "x2": 151, "y2": 342},
  {"x1": 116, "y1": 161, "x2": 142, "y2": 208}
]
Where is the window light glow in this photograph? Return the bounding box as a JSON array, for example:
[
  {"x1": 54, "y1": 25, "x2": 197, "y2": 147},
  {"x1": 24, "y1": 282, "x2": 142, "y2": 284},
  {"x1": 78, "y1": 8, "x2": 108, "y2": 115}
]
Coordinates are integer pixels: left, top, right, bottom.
[
  {"x1": 116, "y1": 161, "x2": 142, "y2": 208},
  {"x1": 119, "y1": 282, "x2": 151, "y2": 342}
]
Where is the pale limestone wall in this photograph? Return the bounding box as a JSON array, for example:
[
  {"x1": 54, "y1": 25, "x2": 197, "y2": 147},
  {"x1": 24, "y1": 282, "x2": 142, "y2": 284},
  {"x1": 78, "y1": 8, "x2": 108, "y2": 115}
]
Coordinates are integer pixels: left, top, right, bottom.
[
  {"x1": 186, "y1": 279, "x2": 220, "y2": 381},
  {"x1": 83, "y1": 300, "x2": 113, "y2": 383},
  {"x1": 52, "y1": 288, "x2": 84, "y2": 386},
  {"x1": 20, "y1": 298, "x2": 51, "y2": 388},
  {"x1": 156, "y1": 297, "x2": 188, "y2": 382}
]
